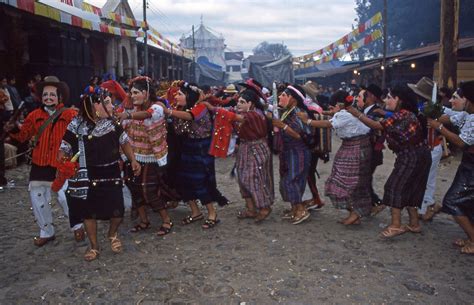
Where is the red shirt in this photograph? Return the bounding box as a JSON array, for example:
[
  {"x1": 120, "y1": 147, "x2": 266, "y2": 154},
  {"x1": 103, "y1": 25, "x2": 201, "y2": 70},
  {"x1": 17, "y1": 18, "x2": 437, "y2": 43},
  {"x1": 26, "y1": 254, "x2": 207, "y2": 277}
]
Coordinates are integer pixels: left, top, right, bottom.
[
  {"x1": 235, "y1": 110, "x2": 268, "y2": 141},
  {"x1": 11, "y1": 105, "x2": 77, "y2": 168}
]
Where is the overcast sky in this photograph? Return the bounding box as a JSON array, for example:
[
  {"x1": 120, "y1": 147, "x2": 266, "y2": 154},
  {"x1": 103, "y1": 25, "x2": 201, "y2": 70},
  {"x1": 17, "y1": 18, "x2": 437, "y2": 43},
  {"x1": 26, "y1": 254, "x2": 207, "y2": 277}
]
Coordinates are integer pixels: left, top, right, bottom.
[{"x1": 90, "y1": 0, "x2": 358, "y2": 57}]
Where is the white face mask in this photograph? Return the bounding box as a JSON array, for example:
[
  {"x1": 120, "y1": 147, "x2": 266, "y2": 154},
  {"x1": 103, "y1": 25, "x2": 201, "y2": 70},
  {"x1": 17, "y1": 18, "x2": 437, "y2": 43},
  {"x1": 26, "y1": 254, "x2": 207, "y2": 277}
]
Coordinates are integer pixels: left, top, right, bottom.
[
  {"x1": 130, "y1": 87, "x2": 147, "y2": 106},
  {"x1": 42, "y1": 85, "x2": 59, "y2": 108}
]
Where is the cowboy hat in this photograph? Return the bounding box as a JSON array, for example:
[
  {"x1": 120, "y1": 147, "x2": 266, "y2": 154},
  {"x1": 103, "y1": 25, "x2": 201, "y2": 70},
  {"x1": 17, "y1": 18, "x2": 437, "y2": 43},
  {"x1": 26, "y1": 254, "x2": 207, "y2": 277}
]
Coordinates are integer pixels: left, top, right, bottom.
[
  {"x1": 460, "y1": 80, "x2": 474, "y2": 103},
  {"x1": 361, "y1": 84, "x2": 383, "y2": 100},
  {"x1": 35, "y1": 76, "x2": 70, "y2": 104},
  {"x1": 407, "y1": 77, "x2": 434, "y2": 101},
  {"x1": 223, "y1": 84, "x2": 238, "y2": 94}
]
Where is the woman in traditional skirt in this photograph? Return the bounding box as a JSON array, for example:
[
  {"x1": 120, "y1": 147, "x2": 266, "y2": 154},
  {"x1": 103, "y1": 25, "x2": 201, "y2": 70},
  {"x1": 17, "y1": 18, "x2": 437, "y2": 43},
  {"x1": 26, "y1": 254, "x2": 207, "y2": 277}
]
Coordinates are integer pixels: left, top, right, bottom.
[
  {"x1": 117, "y1": 76, "x2": 180, "y2": 236},
  {"x1": 59, "y1": 88, "x2": 140, "y2": 261},
  {"x1": 298, "y1": 90, "x2": 372, "y2": 225},
  {"x1": 270, "y1": 85, "x2": 313, "y2": 225},
  {"x1": 427, "y1": 81, "x2": 474, "y2": 254},
  {"x1": 163, "y1": 82, "x2": 223, "y2": 229},
  {"x1": 347, "y1": 85, "x2": 431, "y2": 238},
  {"x1": 203, "y1": 87, "x2": 274, "y2": 222}
]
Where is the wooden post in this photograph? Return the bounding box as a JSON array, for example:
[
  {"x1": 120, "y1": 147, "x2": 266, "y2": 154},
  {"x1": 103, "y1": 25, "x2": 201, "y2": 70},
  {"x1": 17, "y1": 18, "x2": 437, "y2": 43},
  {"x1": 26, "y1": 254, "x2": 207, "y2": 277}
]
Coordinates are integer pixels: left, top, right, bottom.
[
  {"x1": 381, "y1": 0, "x2": 387, "y2": 89},
  {"x1": 439, "y1": 0, "x2": 459, "y2": 88},
  {"x1": 143, "y1": 0, "x2": 148, "y2": 76}
]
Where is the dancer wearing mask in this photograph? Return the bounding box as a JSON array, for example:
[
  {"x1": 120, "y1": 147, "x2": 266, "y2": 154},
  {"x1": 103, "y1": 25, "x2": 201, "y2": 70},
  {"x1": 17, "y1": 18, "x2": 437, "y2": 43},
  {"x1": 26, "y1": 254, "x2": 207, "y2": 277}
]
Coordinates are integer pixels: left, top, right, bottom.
[
  {"x1": 347, "y1": 85, "x2": 431, "y2": 238},
  {"x1": 118, "y1": 76, "x2": 179, "y2": 236},
  {"x1": 164, "y1": 82, "x2": 224, "y2": 229},
  {"x1": 6, "y1": 76, "x2": 80, "y2": 246},
  {"x1": 427, "y1": 81, "x2": 474, "y2": 254},
  {"x1": 270, "y1": 85, "x2": 313, "y2": 225},
  {"x1": 59, "y1": 87, "x2": 140, "y2": 261}
]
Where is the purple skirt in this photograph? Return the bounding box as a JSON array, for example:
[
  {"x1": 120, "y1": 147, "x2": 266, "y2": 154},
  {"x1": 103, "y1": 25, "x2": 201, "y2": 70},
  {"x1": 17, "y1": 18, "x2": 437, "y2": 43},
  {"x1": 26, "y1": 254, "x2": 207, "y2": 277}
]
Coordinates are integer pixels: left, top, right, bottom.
[{"x1": 325, "y1": 135, "x2": 372, "y2": 217}]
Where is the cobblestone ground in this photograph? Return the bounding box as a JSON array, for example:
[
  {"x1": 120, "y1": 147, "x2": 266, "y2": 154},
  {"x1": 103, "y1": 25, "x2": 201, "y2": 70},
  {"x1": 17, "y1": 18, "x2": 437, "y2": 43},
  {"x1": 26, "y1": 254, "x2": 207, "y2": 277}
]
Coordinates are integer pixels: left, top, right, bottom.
[{"x1": 0, "y1": 140, "x2": 473, "y2": 304}]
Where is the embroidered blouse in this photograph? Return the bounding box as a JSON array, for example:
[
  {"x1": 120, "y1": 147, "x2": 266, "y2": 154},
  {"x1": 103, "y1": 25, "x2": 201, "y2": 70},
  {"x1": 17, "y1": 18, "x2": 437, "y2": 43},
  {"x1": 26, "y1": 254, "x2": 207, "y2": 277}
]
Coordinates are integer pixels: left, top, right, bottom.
[
  {"x1": 380, "y1": 109, "x2": 426, "y2": 153},
  {"x1": 60, "y1": 117, "x2": 128, "y2": 167},
  {"x1": 173, "y1": 103, "x2": 212, "y2": 139},
  {"x1": 121, "y1": 104, "x2": 168, "y2": 165}
]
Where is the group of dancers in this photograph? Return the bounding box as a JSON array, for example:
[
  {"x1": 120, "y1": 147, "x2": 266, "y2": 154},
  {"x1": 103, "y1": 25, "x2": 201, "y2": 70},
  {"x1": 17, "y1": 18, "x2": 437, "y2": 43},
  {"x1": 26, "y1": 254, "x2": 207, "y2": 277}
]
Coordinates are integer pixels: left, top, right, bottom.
[{"x1": 3, "y1": 74, "x2": 473, "y2": 261}]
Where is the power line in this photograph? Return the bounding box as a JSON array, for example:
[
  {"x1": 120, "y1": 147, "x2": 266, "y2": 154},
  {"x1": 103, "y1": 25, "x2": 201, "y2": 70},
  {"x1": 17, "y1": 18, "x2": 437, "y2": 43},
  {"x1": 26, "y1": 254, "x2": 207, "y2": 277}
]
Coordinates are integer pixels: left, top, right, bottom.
[
  {"x1": 147, "y1": 1, "x2": 188, "y2": 35},
  {"x1": 147, "y1": 6, "x2": 175, "y2": 33}
]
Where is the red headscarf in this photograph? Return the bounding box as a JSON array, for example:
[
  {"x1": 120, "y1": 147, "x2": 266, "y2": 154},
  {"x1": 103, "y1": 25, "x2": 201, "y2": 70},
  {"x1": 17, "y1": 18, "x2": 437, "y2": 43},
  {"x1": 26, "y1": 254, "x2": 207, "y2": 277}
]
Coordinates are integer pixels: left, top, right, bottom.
[{"x1": 100, "y1": 80, "x2": 131, "y2": 108}]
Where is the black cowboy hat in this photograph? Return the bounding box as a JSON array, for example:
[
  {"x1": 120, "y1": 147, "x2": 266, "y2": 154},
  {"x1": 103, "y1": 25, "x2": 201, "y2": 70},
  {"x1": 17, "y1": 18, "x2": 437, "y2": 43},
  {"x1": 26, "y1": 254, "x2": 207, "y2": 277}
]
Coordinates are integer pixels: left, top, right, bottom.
[
  {"x1": 361, "y1": 83, "x2": 383, "y2": 100},
  {"x1": 35, "y1": 75, "x2": 70, "y2": 104},
  {"x1": 460, "y1": 80, "x2": 474, "y2": 103}
]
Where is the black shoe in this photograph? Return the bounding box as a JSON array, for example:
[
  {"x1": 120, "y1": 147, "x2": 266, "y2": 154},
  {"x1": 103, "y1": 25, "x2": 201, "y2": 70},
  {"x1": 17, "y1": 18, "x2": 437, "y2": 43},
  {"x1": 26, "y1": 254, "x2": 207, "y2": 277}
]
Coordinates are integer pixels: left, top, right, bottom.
[{"x1": 0, "y1": 177, "x2": 7, "y2": 186}]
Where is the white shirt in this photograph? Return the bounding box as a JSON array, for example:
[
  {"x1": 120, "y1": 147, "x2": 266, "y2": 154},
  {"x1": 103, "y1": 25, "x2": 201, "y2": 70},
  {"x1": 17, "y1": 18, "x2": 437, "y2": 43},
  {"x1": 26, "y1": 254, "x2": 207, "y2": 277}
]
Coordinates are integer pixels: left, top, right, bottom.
[
  {"x1": 364, "y1": 104, "x2": 376, "y2": 115},
  {"x1": 330, "y1": 109, "x2": 371, "y2": 139},
  {"x1": 449, "y1": 111, "x2": 474, "y2": 146}
]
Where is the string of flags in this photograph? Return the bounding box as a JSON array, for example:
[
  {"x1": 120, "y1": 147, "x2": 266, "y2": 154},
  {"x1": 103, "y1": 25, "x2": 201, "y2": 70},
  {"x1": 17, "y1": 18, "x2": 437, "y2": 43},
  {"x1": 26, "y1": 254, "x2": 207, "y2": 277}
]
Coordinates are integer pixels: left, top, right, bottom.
[
  {"x1": 1, "y1": 0, "x2": 186, "y2": 56},
  {"x1": 293, "y1": 12, "x2": 383, "y2": 68}
]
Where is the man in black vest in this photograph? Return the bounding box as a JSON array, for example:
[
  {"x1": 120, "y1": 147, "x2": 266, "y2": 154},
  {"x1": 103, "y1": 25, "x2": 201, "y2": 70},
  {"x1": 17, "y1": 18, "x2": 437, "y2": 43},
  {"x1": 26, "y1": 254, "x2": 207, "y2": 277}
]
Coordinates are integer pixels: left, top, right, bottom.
[{"x1": 361, "y1": 84, "x2": 385, "y2": 215}]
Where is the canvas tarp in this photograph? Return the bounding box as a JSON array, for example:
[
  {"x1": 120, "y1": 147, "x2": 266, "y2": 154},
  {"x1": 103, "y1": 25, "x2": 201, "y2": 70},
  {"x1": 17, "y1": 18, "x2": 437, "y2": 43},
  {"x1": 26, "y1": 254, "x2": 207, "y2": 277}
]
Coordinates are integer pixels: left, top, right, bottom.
[
  {"x1": 196, "y1": 62, "x2": 225, "y2": 86},
  {"x1": 248, "y1": 54, "x2": 294, "y2": 88}
]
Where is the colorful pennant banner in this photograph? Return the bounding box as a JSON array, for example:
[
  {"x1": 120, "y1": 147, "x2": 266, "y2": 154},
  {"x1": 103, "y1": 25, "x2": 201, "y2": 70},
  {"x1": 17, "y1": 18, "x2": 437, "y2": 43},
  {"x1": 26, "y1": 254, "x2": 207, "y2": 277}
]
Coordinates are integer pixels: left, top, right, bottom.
[
  {"x1": 296, "y1": 29, "x2": 383, "y2": 69},
  {"x1": 293, "y1": 12, "x2": 383, "y2": 65},
  {"x1": 1, "y1": 0, "x2": 186, "y2": 56}
]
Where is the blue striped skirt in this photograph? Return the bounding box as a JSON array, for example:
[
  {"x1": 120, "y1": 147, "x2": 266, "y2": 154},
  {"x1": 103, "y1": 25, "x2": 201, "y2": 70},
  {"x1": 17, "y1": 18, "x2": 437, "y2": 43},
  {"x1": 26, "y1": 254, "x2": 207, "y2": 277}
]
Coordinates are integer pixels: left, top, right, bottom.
[
  {"x1": 176, "y1": 137, "x2": 220, "y2": 205},
  {"x1": 279, "y1": 146, "x2": 311, "y2": 205}
]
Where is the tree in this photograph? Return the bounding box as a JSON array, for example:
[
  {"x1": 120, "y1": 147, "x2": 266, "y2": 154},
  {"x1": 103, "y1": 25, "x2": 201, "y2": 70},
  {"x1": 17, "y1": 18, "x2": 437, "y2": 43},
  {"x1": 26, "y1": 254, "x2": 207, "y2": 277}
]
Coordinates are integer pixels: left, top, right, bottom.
[
  {"x1": 353, "y1": 0, "x2": 474, "y2": 60},
  {"x1": 252, "y1": 41, "x2": 292, "y2": 59}
]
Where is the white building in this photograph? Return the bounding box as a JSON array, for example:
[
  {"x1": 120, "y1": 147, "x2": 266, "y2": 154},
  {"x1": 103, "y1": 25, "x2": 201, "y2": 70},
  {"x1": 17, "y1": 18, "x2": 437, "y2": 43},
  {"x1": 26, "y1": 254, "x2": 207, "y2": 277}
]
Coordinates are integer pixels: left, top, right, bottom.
[
  {"x1": 180, "y1": 21, "x2": 226, "y2": 71},
  {"x1": 225, "y1": 51, "x2": 244, "y2": 83}
]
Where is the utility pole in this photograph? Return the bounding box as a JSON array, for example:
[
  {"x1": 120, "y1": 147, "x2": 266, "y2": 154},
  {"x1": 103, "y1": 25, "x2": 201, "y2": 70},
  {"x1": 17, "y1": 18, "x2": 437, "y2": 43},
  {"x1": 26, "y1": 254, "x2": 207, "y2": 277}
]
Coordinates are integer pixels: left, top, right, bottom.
[
  {"x1": 170, "y1": 46, "x2": 174, "y2": 81},
  {"x1": 439, "y1": 0, "x2": 459, "y2": 88},
  {"x1": 143, "y1": 0, "x2": 148, "y2": 76},
  {"x1": 381, "y1": 0, "x2": 387, "y2": 89},
  {"x1": 192, "y1": 25, "x2": 196, "y2": 82}
]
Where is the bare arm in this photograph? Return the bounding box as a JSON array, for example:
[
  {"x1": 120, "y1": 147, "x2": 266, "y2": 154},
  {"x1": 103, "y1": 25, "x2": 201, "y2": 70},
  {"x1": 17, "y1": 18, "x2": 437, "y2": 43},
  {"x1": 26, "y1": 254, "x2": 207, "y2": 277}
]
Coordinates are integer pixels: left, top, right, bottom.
[
  {"x1": 163, "y1": 107, "x2": 193, "y2": 121},
  {"x1": 116, "y1": 110, "x2": 152, "y2": 121},
  {"x1": 272, "y1": 118, "x2": 300, "y2": 139},
  {"x1": 120, "y1": 142, "x2": 141, "y2": 176},
  {"x1": 437, "y1": 114, "x2": 451, "y2": 125},
  {"x1": 308, "y1": 120, "x2": 332, "y2": 128},
  {"x1": 428, "y1": 118, "x2": 466, "y2": 148},
  {"x1": 296, "y1": 111, "x2": 332, "y2": 128}
]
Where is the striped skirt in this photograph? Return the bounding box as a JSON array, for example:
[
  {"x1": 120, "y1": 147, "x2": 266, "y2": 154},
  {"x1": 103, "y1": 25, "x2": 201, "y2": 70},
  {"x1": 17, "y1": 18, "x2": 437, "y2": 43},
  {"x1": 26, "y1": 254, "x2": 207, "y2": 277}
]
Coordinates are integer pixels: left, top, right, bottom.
[
  {"x1": 176, "y1": 137, "x2": 220, "y2": 205},
  {"x1": 279, "y1": 146, "x2": 311, "y2": 205},
  {"x1": 125, "y1": 162, "x2": 180, "y2": 211},
  {"x1": 325, "y1": 135, "x2": 373, "y2": 217},
  {"x1": 383, "y1": 145, "x2": 431, "y2": 209},
  {"x1": 236, "y1": 138, "x2": 274, "y2": 209}
]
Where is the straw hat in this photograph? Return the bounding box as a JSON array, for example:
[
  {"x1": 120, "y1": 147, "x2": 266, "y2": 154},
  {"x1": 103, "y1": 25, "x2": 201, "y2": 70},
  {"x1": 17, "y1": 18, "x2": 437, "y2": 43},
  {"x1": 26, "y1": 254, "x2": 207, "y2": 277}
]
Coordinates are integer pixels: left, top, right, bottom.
[{"x1": 223, "y1": 84, "x2": 238, "y2": 94}]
